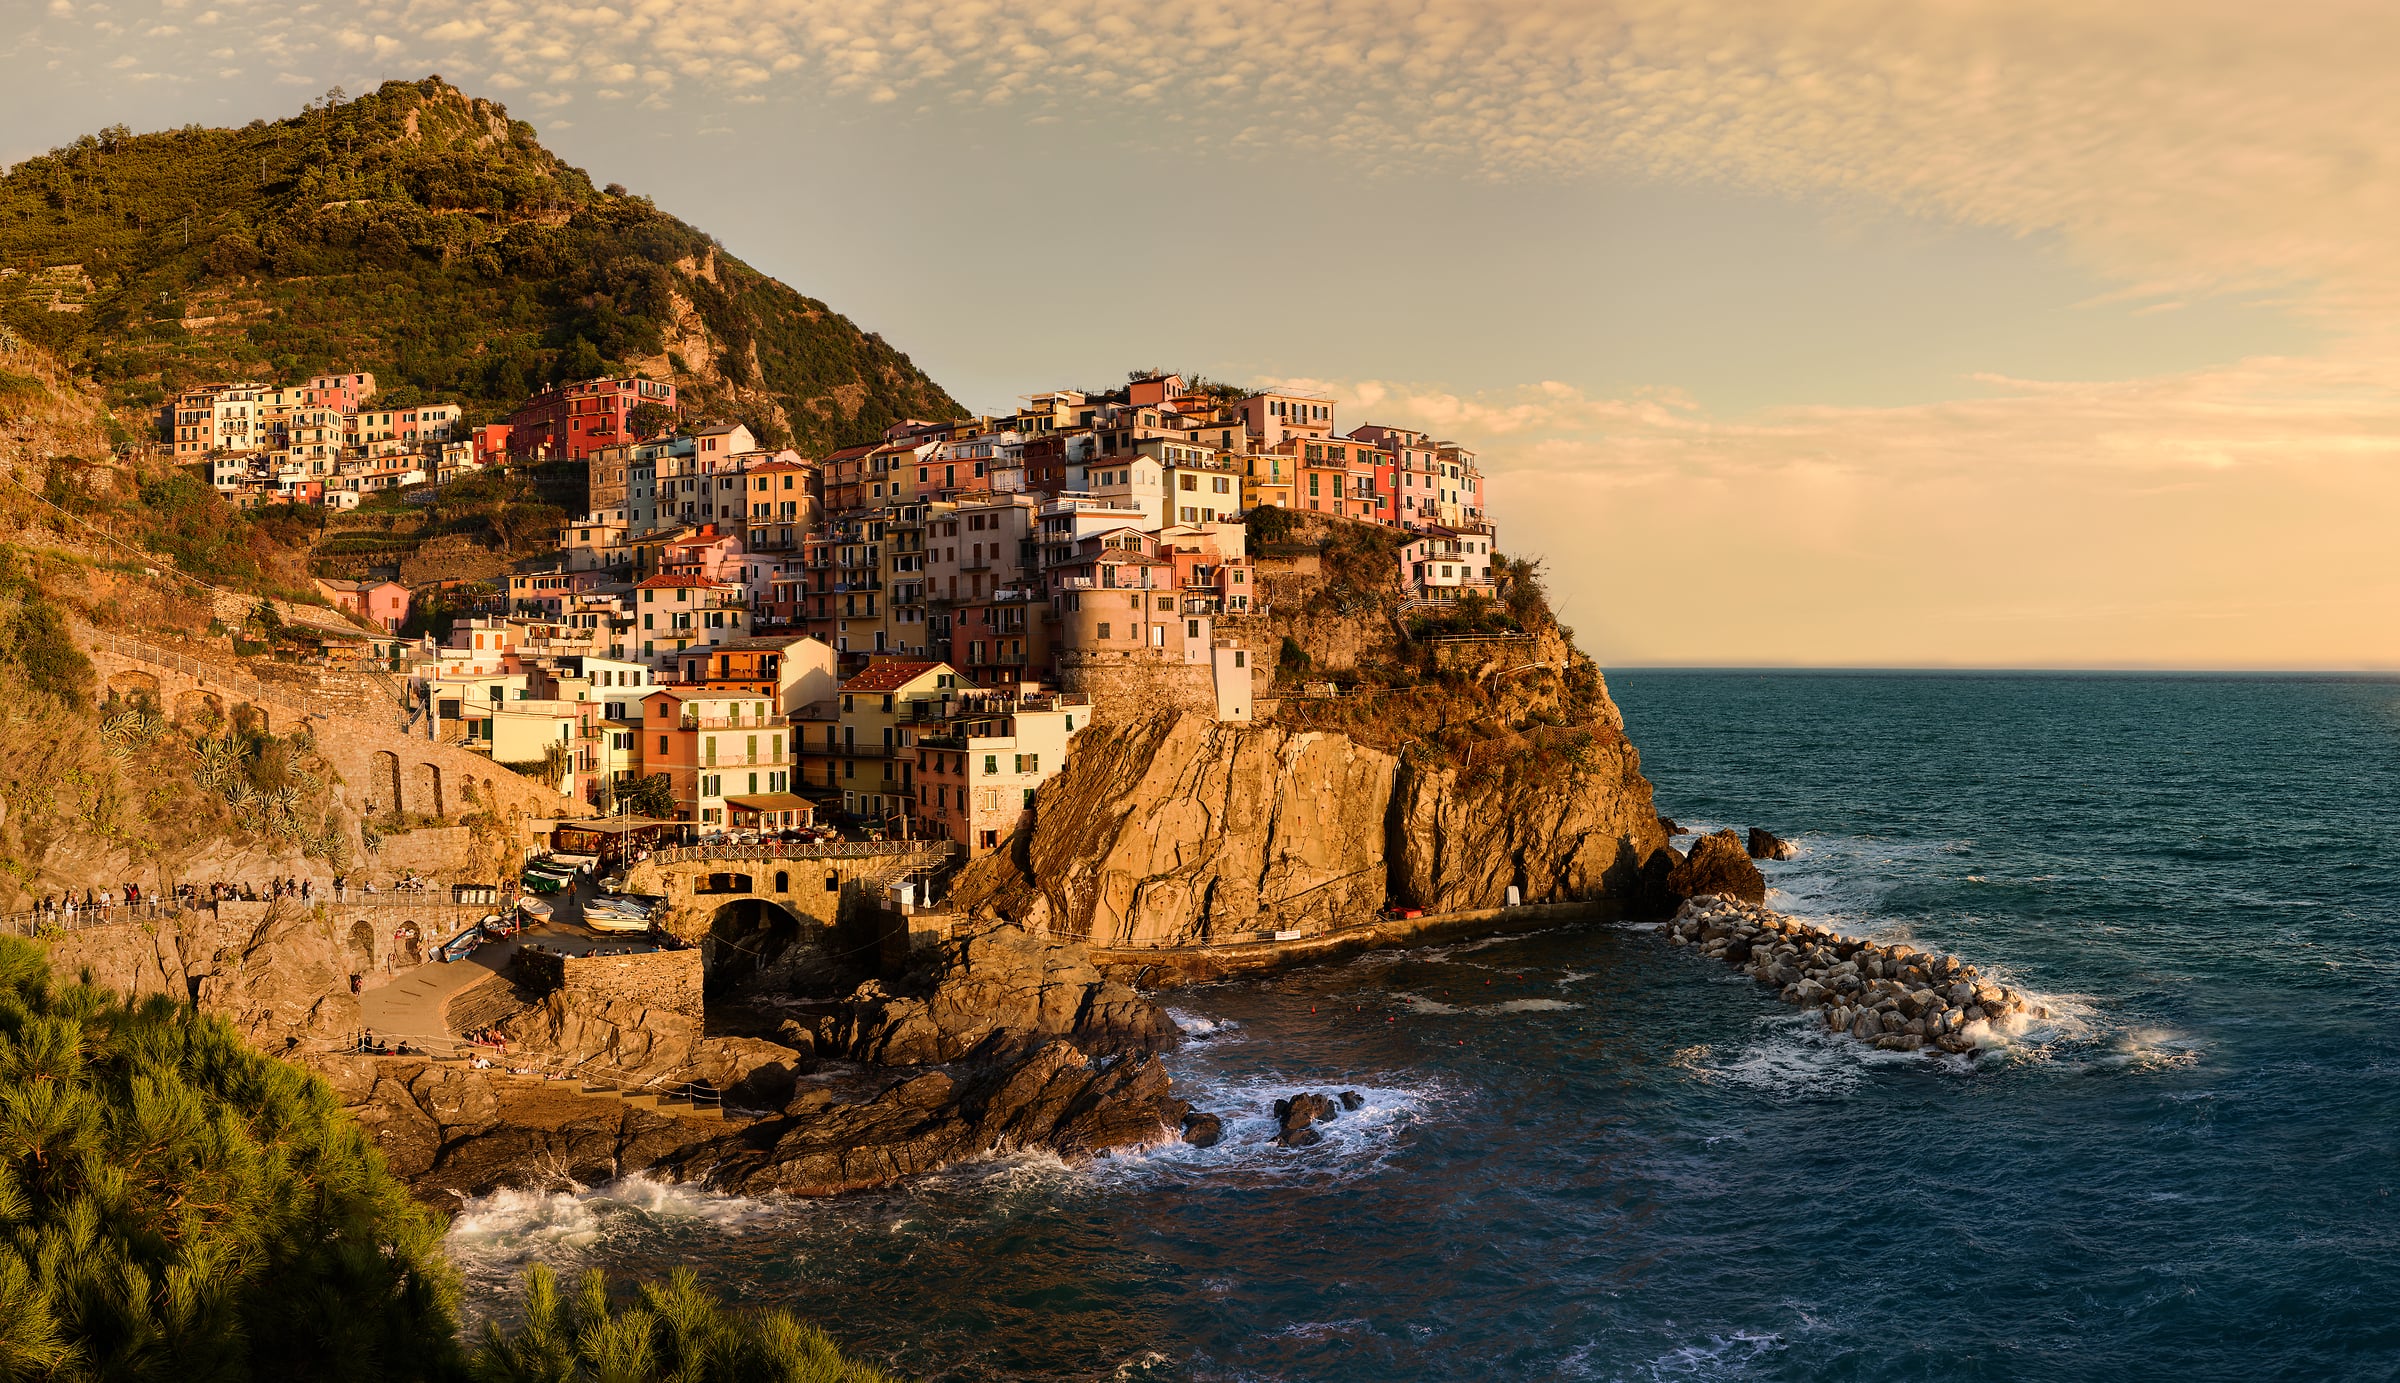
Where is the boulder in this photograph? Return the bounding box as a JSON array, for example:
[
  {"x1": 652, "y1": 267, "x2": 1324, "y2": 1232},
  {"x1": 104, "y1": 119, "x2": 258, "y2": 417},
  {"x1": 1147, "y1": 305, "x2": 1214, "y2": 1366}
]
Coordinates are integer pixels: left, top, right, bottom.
[
  {"x1": 1664, "y1": 830, "x2": 1767, "y2": 905},
  {"x1": 1338, "y1": 1090, "x2": 1365, "y2": 1111},
  {"x1": 1745, "y1": 827, "x2": 1800, "y2": 861},
  {"x1": 1181, "y1": 1111, "x2": 1224, "y2": 1148},
  {"x1": 1274, "y1": 1091, "x2": 1339, "y2": 1146}
]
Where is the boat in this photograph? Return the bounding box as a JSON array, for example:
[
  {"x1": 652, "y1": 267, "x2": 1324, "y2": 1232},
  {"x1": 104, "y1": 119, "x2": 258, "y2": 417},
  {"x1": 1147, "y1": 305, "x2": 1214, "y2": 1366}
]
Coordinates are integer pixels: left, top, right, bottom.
[
  {"x1": 433, "y1": 922, "x2": 489, "y2": 963},
  {"x1": 516, "y1": 897, "x2": 552, "y2": 923}
]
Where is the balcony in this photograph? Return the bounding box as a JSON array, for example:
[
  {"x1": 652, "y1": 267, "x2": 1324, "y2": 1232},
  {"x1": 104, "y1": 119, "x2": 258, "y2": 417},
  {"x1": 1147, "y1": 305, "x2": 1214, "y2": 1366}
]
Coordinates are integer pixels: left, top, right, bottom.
[{"x1": 680, "y1": 714, "x2": 789, "y2": 730}]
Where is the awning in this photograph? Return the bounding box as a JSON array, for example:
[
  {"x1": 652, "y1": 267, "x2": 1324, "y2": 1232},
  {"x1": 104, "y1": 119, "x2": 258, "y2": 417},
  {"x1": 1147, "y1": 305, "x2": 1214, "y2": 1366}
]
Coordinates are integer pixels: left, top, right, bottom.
[{"x1": 725, "y1": 793, "x2": 811, "y2": 813}]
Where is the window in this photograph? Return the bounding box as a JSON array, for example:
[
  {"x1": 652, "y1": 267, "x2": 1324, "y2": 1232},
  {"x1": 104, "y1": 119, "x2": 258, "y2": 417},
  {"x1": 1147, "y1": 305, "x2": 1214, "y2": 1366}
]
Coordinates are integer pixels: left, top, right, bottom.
[
  {"x1": 1179, "y1": 474, "x2": 1197, "y2": 491},
  {"x1": 1233, "y1": 650, "x2": 1247, "y2": 668},
  {"x1": 1156, "y1": 596, "x2": 1173, "y2": 612},
  {"x1": 1187, "y1": 619, "x2": 1201, "y2": 638},
  {"x1": 984, "y1": 754, "x2": 999, "y2": 774},
  {"x1": 1097, "y1": 622, "x2": 1111, "y2": 640},
  {"x1": 657, "y1": 734, "x2": 668, "y2": 754}
]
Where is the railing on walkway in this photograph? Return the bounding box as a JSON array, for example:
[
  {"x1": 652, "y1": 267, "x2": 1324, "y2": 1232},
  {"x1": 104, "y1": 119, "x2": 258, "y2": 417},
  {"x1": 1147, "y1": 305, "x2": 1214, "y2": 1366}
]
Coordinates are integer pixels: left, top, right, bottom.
[
  {"x1": 2, "y1": 895, "x2": 492, "y2": 939},
  {"x1": 642, "y1": 840, "x2": 959, "y2": 865},
  {"x1": 2, "y1": 901, "x2": 183, "y2": 938}
]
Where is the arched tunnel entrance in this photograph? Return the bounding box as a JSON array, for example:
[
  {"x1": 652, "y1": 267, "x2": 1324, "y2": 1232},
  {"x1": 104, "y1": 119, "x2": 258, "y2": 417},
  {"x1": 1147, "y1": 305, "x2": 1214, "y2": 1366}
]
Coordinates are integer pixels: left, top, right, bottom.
[{"x1": 705, "y1": 897, "x2": 804, "y2": 994}]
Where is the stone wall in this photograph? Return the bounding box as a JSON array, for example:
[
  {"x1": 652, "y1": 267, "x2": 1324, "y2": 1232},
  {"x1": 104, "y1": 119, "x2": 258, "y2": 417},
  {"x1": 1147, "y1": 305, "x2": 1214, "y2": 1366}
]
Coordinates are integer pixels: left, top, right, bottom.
[
  {"x1": 514, "y1": 945, "x2": 703, "y2": 1019},
  {"x1": 75, "y1": 624, "x2": 585, "y2": 879}
]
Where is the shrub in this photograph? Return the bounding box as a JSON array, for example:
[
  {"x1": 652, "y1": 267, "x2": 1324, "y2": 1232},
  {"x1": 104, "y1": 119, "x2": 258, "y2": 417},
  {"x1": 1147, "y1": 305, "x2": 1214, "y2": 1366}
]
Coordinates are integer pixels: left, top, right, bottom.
[
  {"x1": 0, "y1": 939, "x2": 459, "y2": 1375},
  {"x1": 1277, "y1": 635, "x2": 1312, "y2": 680},
  {"x1": 471, "y1": 1266, "x2": 897, "y2": 1383},
  {"x1": 4, "y1": 597, "x2": 93, "y2": 706}
]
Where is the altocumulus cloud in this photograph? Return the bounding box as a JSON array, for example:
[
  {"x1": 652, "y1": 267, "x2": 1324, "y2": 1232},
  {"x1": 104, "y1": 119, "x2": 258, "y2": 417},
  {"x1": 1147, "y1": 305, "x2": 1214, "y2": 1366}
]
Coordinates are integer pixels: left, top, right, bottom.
[{"x1": 15, "y1": 0, "x2": 2396, "y2": 315}]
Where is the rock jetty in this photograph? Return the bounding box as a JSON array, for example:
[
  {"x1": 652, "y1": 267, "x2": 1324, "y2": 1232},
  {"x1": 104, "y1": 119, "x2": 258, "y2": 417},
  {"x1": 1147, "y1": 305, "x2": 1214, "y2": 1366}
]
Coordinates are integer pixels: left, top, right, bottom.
[{"x1": 1664, "y1": 895, "x2": 2045, "y2": 1055}]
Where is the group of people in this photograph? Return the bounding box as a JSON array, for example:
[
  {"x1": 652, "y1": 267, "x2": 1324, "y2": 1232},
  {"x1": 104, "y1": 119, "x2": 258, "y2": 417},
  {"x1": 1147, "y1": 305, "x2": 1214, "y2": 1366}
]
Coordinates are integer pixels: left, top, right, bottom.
[
  {"x1": 198, "y1": 877, "x2": 317, "y2": 903},
  {"x1": 352, "y1": 1031, "x2": 423, "y2": 1057},
  {"x1": 30, "y1": 883, "x2": 157, "y2": 919}
]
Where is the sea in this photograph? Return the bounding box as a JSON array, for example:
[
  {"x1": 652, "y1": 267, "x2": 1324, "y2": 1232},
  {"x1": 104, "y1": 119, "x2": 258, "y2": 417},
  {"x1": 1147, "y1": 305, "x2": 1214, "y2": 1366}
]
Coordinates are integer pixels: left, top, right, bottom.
[{"x1": 446, "y1": 671, "x2": 2400, "y2": 1381}]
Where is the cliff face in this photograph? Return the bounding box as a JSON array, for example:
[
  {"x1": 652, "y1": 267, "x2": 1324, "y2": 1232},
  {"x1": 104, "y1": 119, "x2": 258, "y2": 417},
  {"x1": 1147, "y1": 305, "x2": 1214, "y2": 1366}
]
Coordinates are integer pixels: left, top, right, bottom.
[
  {"x1": 952, "y1": 684, "x2": 1672, "y2": 948},
  {"x1": 953, "y1": 715, "x2": 1398, "y2": 946},
  {"x1": 1390, "y1": 721, "x2": 1667, "y2": 914}
]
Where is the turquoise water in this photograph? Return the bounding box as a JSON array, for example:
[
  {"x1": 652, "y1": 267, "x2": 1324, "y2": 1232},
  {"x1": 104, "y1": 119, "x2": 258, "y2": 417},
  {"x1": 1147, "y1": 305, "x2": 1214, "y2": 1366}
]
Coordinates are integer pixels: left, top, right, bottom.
[{"x1": 449, "y1": 671, "x2": 2400, "y2": 1380}]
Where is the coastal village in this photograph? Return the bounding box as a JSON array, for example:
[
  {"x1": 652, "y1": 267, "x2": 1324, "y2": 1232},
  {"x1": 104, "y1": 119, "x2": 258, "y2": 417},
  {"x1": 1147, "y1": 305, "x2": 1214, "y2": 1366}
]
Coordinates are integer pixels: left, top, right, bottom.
[{"x1": 167, "y1": 367, "x2": 1498, "y2": 848}]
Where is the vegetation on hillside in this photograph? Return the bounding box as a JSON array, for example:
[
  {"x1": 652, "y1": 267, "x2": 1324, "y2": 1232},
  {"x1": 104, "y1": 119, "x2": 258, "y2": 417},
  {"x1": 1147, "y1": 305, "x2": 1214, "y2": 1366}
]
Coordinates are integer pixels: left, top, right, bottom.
[
  {"x1": 0, "y1": 938, "x2": 457, "y2": 1376},
  {"x1": 0, "y1": 78, "x2": 963, "y2": 451}
]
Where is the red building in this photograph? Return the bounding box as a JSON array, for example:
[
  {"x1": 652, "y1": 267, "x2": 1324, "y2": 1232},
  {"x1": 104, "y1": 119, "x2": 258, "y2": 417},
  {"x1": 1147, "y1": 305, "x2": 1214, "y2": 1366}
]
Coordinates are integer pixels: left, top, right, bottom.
[
  {"x1": 506, "y1": 376, "x2": 678, "y2": 463},
  {"x1": 472, "y1": 423, "x2": 513, "y2": 466}
]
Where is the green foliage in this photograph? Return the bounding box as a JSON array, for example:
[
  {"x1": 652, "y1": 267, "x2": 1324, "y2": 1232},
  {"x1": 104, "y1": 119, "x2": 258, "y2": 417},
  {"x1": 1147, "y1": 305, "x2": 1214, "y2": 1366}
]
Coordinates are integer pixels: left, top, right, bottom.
[
  {"x1": 1277, "y1": 635, "x2": 1311, "y2": 680},
  {"x1": 0, "y1": 79, "x2": 963, "y2": 453},
  {"x1": 1494, "y1": 553, "x2": 1555, "y2": 630},
  {"x1": 1405, "y1": 592, "x2": 1520, "y2": 640},
  {"x1": 3, "y1": 596, "x2": 94, "y2": 707},
  {"x1": 472, "y1": 1266, "x2": 896, "y2": 1383},
  {"x1": 0, "y1": 938, "x2": 459, "y2": 1378},
  {"x1": 612, "y1": 773, "x2": 676, "y2": 820},
  {"x1": 1243, "y1": 505, "x2": 1297, "y2": 546}
]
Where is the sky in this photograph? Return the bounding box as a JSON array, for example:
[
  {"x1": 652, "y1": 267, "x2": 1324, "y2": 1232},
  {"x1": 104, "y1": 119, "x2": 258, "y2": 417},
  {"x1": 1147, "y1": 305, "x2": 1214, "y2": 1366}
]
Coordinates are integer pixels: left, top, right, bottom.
[{"x1": 6, "y1": 0, "x2": 2398, "y2": 668}]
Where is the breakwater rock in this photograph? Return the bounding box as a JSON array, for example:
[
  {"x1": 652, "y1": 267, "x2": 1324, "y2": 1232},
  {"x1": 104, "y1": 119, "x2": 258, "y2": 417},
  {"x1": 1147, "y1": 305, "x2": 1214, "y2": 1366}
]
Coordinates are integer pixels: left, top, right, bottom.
[{"x1": 1664, "y1": 896, "x2": 2046, "y2": 1055}]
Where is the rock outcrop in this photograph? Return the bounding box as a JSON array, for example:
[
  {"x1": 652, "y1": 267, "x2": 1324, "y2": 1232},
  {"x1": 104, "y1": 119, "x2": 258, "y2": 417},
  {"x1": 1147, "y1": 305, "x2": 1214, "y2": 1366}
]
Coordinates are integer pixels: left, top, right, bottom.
[
  {"x1": 332, "y1": 923, "x2": 1191, "y2": 1201},
  {"x1": 47, "y1": 900, "x2": 366, "y2": 1051},
  {"x1": 1747, "y1": 827, "x2": 1800, "y2": 861},
  {"x1": 825, "y1": 923, "x2": 1179, "y2": 1064},
  {"x1": 950, "y1": 707, "x2": 1674, "y2": 946},
  {"x1": 1665, "y1": 829, "x2": 1767, "y2": 904},
  {"x1": 686, "y1": 1040, "x2": 1186, "y2": 1197},
  {"x1": 318, "y1": 1054, "x2": 708, "y2": 1199}
]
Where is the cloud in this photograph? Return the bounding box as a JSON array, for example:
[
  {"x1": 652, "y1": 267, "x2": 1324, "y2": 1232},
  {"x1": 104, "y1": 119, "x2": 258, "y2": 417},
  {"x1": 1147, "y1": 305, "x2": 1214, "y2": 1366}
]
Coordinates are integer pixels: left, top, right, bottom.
[
  {"x1": 1319, "y1": 356, "x2": 2400, "y2": 664},
  {"x1": 31, "y1": 1, "x2": 2395, "y2": 323}
]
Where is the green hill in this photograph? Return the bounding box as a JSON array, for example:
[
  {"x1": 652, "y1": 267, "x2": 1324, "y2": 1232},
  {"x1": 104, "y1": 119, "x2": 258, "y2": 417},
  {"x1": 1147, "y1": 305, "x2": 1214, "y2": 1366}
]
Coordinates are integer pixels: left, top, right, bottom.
[{"x1": 0, "y1": 78, "x2": 963, "y2": 450}]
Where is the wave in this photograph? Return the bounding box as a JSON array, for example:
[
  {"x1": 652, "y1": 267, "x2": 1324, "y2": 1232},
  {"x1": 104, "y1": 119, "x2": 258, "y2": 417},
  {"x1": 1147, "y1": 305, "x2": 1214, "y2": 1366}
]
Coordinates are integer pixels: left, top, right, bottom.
[
  {"x1": 1093, "y1": 1071, "x2": 1448, "y2": 1187},
  {"x1": 445, "y1": 1174, "x2": 791, "y2": 1301}
]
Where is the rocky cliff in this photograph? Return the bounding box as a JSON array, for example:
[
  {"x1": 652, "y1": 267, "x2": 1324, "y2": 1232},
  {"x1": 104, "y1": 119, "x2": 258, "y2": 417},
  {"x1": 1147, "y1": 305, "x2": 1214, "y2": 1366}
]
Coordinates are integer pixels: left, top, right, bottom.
[
  {"x1": 325, "y1": 924, "x2": 1193, "y2": 1201},
  {"x1": 952, "y1": 642, "x2": 1672, "y2": 947}
]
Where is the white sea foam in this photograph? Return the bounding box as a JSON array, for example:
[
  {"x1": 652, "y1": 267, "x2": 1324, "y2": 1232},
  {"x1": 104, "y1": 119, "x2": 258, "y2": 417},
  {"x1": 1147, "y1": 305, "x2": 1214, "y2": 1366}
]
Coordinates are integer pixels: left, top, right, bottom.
[
  {"x1": 1488, "y1": 997, "x2": 1581, "y2": 1013},
  {"x1": 445, "y1": 1175, "x2": 790, "y2": 1291},
  {"x1": 1094, "y1": 1070, "x2": 1445, "y2": 1186},
  {"x1": 1167, "y1": 1008, "x2": 1244, "y2": 1042}
]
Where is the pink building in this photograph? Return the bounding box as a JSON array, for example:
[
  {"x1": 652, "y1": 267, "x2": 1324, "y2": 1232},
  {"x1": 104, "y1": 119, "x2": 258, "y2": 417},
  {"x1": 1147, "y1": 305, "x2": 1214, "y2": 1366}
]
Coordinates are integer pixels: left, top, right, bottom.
[{"x1": 315, "y1": 577, "x2": 412, "y2": 633}]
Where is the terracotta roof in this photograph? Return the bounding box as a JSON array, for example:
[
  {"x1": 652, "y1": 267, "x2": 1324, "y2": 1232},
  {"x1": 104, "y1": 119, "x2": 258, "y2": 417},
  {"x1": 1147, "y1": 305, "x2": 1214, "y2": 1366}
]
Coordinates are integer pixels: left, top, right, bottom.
[{"x1": 841, "y1": 660, "x2": 946, "y2": 692}]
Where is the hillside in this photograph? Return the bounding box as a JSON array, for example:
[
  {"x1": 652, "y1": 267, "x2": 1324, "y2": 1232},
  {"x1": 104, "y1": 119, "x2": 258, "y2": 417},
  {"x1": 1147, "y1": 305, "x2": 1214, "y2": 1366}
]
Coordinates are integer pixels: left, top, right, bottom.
[{"x1": 0, "y1": 77, "x2": 963, "y2": 449}]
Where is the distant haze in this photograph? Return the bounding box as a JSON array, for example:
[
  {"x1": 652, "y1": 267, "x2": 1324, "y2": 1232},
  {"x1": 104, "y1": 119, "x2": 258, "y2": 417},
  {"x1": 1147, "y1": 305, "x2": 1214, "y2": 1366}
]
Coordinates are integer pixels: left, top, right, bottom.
[{"x1": 8, "y1": 1, "x2": 2395, "y2": 668}]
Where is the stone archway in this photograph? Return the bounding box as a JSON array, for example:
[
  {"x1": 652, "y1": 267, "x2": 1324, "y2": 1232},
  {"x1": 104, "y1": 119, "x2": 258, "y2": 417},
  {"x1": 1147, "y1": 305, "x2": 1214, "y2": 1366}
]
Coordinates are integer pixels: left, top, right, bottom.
[
  {"x1": 232, "y1": 702, "x2": 270, "y2": 736},
  {"x1": 105, "y1": 670, "x2": 160, "y2": 709},
  {"x1": 411, "y1": 763, "x2": 446, "y2": 818},
  {"x1": 371, "y1": 751, "x2": 403, "y2": 816},
  {"x1": 174, "y1": 689, "x2": 226, "y2": 728},
  {"x1": 705, "y1": 896, "x2": 803, "y2": 992}
]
